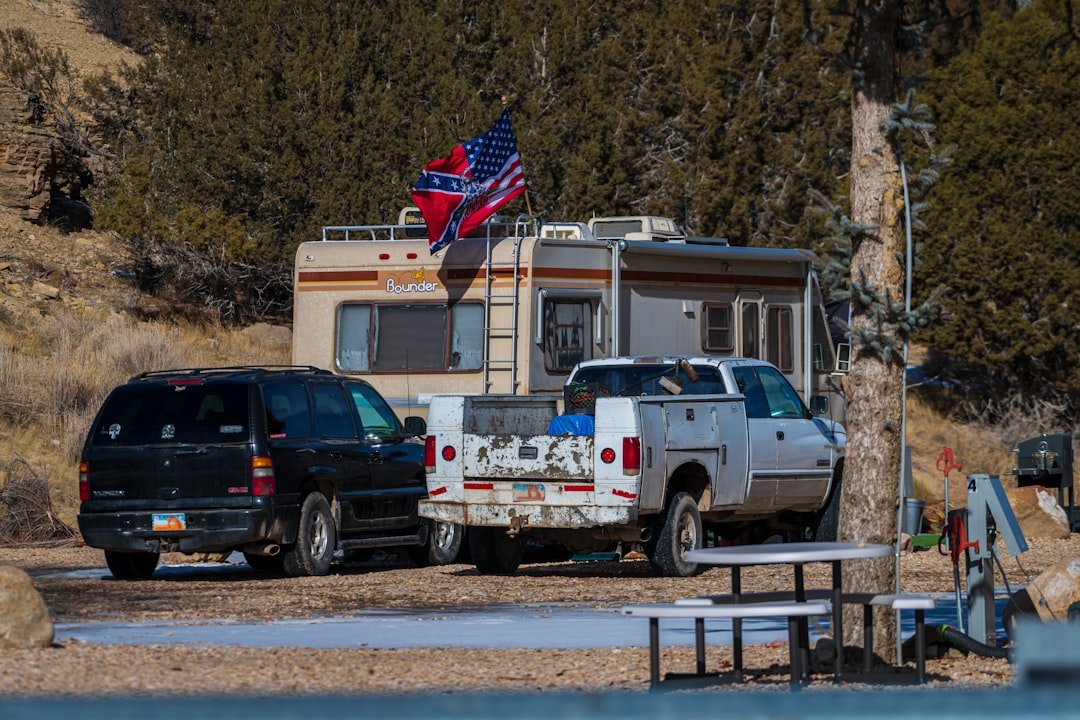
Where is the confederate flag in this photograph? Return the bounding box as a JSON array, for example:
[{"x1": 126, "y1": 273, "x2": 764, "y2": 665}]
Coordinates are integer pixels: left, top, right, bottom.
[{"x1": 410, "y1": 110, "x2": 527, "y2": 254}]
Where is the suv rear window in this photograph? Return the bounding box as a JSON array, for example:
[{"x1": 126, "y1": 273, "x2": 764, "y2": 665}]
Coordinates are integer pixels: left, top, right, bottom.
[{"x1": 90, "y1": 383, "x2": 250, "y2": 446}]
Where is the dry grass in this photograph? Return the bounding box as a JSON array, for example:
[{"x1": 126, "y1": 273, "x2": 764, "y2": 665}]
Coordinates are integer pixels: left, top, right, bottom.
[
  {"x1": 906, "y1": 393, "x2": 1015, "y2": 500},
  {"x1": 0, "y1": 311, "x2": 289, "y2": 529}
]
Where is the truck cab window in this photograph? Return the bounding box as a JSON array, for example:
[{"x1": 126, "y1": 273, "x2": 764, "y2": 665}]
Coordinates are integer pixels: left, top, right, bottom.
[
  {"x1": 731, "y1": 367, "x2": 769, "y2": 419},
  {"x1": 757, "y1": 366, "x2": 806, "y2": 419}
]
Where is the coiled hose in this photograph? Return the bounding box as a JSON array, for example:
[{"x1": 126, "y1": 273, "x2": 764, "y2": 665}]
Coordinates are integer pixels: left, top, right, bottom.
[{"x1": 937, "y1": 625, "x2": 1012, "y2": 661}]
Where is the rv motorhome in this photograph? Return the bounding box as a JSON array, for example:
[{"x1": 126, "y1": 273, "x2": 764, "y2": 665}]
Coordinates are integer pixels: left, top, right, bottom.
[{"x1": 292, "y1": 211, "x2": 847, "y2": 421}]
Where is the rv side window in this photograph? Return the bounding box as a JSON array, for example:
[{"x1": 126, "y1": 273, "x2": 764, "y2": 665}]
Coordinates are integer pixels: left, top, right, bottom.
[
  {"x1": 337, "y1": 305, "x2": 371, "y2": 371},
  {"x1": 544, "y1": 300, "x2": 593, "y2": 372},
  {"x1": 766, "y1": 306, "x2": 794, "y2": 373},
  {"x1": 335, "y1": 302, "x2": 483, "y2": 372},
  {"x1": 701, "y1": 303, "x2": 733, "y2": 352},
  {"x1": 741, "y1": 303, "x2": 760, "y2": 359}
]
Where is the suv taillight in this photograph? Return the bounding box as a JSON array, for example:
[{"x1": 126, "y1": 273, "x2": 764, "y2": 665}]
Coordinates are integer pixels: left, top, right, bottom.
[
  {"x1": 78, "y1": 460, "x2": 90, "y2": 501},
  {"x1": 424, "y1": 435, "x2": 436, "y2": 474},
  {"x1": 251, "y1": 456, "x2": 276, "y2": 496}
]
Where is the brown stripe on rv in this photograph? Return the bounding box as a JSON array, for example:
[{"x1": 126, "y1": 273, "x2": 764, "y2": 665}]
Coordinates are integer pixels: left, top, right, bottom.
[{"x1": 297, "y1": 270, "x2": 378, "y2": 283}]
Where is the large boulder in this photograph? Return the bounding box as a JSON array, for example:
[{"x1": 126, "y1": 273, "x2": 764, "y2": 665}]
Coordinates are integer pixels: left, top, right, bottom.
[
  {"x1": 1024, "y1": 557, "x2": 1080, "y2": 623},
  {"x1": 1005, "y1": 485, "x2": 1071, "y2": 540},
  {"x1": 0, "y1": 565, "x2": 54, "y2": 649}
]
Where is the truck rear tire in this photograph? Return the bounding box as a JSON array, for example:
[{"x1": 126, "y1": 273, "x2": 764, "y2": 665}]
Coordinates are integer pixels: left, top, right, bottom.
[
  {"x1": 105, "y1": 549, "x2": 159, "y2": 580},
  {"x1": 650, "y1": 492, "x2": 702, "y2": 577},
  {"x1": 243, "y1": 552, "x2": 283, "y2": 573},
  {"x1": 470, "y1": 527, "x2": 524, "y2": 575},
  {"x1": 282, "y1": 492, "x2": 336, "y2": 577}
]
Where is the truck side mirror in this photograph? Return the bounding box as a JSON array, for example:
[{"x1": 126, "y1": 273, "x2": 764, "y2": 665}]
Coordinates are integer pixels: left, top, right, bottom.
[
  {"x1": 809, "y1": 395, "x2": 829, "y2": 416},
  {"x1": 403, "y1": 416, "x2": 427, "y2": 437},
  {"x1": 834, "y1": 343, "x2": 851, "y2": 374}
]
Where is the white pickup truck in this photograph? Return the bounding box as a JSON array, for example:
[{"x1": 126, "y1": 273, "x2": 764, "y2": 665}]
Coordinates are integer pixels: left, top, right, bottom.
[{"x1": 419, "y1": 357, "x2": 845, "y2": 576}]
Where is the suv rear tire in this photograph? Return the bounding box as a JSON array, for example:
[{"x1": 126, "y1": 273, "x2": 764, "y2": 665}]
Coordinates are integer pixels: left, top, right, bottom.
[
  {"x1": 105, "y1": 550, "x2": 159, "y2": 580},
  {"x1": 408, "y1": 520, "x2": 464, "y2": 567},
  {"x1": 283, "y1": 493, "x2": 336, "y2": 577}
]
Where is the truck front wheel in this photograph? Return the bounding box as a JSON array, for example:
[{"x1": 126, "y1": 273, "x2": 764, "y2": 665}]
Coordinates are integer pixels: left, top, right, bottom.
[
  {"x1": 650, "y1": 492, "x2": 702, "y2": 577},
  {"x1": 470, "y1": 527, "x2": 524, "y2": 575}
]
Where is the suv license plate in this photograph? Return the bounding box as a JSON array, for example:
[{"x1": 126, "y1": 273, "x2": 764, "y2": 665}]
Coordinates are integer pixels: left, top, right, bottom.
[{"x1": 152, "y1": 513, "x2": 187, "y2": 531}]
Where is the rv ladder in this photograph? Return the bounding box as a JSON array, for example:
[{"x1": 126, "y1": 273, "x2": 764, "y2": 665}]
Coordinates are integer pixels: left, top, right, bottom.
[{"x1": 481, "y1": 218, "x2": 530, "y2": 394}]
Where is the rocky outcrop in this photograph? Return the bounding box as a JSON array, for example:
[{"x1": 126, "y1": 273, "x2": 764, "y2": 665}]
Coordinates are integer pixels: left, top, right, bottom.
[
  {"x1": 0, "y1": 85, "x2": 91, "y2": 224},
  {"x1": 0, "y1": 565, "x2": 54, "y2": 649},
  {"x1": 0, "y1": 86, "x2": 60, "y2": 221}
]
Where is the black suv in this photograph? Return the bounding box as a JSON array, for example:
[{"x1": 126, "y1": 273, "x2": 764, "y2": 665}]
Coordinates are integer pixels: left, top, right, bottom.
[{"x1": 77, "y1": 366, "x2": 463, "y2": 579}]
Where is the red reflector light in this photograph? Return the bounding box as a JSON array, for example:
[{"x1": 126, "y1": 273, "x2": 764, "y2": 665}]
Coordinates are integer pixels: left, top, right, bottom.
[
  {"x1": 622, "y1": 437, "x2": 642, "y2": 475},
  {"x1": 441, "y1": 445, "x2": 456, "y2": 462},
  {"x1": 78, "y1": 460, "x2": 90, "y2": 501},
  {"x1": 167, "y1": 378, "x2": 204, "y2": 386},
  {"x1": 600, "y1": 447, "x2": 616, "y2": 464},
  {"x1": 379, "y1": 253, "x2": 390, "y2": 260},
  {"x1": 424, "y1": 435, "x2": 436, "y2": 473},
  {"x1": 407, "y1": 253, "x2": 418, "y2": 259},
  {"x1": 250, "y1": 456, "x2": 275, "y2": 496}
]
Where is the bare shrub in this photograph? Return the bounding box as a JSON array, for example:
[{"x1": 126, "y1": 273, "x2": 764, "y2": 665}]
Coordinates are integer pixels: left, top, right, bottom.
[
  {"x1": 0, "y1": 456, "x2": 76, "y2": 546},
  {"x1": 966, "y1": 393, "x2": 1075, "y2": 453}
]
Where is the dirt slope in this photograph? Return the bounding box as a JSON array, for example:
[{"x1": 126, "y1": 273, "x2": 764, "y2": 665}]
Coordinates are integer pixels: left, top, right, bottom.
[{"x1": 0, "y1": 0, "x2": 137, "y2": 77}]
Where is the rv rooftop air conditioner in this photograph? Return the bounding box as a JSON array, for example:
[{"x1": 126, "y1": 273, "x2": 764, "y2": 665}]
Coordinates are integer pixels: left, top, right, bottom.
[
  {"x1": 539, "y1": 222, "x2": 593, "y2": 241},
  {"x1": 588, "y1": 215, "x2": 685, "y2": 242}
]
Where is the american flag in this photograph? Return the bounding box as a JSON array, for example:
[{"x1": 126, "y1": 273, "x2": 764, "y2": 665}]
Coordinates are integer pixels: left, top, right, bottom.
[{"x1": 410, "y1": 110, "x2": 527, "y2": 254}]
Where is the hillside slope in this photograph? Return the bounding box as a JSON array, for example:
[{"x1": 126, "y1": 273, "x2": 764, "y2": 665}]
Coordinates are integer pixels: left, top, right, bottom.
[{"x1": 0, "y1": 0, "x2": 1024, "y2": 530}]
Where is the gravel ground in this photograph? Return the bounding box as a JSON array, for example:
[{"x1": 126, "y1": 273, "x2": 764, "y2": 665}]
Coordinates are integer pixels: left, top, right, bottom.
[{"x1": 0, "y1": 536, "x2": 1076, "y2": 697}]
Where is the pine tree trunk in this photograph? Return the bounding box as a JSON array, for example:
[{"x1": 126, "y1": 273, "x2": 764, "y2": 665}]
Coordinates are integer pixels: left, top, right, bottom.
[{"x1": 839, "y1": 0, "x2": 904, "y2": 656}]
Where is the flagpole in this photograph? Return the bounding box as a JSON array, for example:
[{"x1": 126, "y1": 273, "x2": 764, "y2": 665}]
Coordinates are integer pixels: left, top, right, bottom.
[{"x1": 502, "y1": 95, "x2": 533, "y2": 216}]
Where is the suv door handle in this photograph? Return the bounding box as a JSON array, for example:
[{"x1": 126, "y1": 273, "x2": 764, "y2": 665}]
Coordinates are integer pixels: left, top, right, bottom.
[{"x1": 776, "y1": 431, "x2": 785, "y2": 441}]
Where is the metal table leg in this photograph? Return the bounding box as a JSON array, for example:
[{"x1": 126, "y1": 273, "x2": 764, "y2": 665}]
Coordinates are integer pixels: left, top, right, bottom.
[
  {"x1": 832, "y1": 559, "x2": 843, "y2": 681},
  {"x1": 794, "y1": 564, "x2": 810, "y2": 680},
  {"x1": 732, "y1": 566, "x2": 743, "y2": 678},
  {"x1": 649, "y1": 617, "x2": 660, "y2": 689}
]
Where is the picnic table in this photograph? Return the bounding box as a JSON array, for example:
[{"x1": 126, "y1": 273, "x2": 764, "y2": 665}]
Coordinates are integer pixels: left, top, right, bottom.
[{"x1": 684, "y1": 541, "x2": 894, "y2": 682}]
